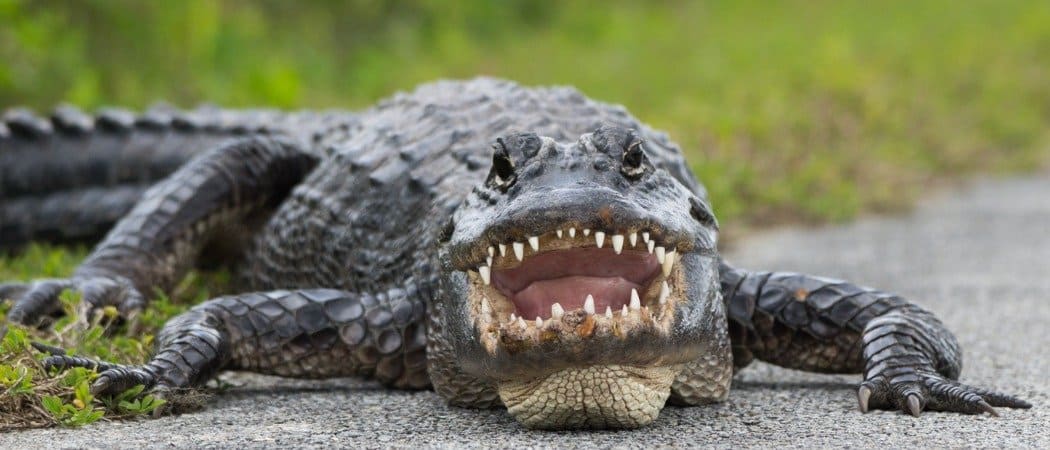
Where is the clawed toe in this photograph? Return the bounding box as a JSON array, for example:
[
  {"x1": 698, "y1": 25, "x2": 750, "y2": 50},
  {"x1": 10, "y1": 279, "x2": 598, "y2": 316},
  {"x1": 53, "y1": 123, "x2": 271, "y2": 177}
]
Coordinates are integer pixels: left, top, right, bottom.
[
  {"x1": 30, "y1": 341, "x2": 67, "y2": 356},
  {"x1": 0, "y1": 282, "x2": 28, "y2": 303},
  {"x1": 2, "y1": 275, "x2": 147, "y2": 330},
  {"x1": 39, "y1": 352, "x2": 158, "y2": 397},
  {"x1": 6, "y1": 280, "x2": 70, "y2": 326},
  {"x1": 41, "y1": 354, "x2": 123, "y2": 373},
  {"x1": 91, "y1": 366, "x2": 157, "y2": 396},
  {"x1": 860, "y1": 373, "x2": 1030, "y2": 417}
]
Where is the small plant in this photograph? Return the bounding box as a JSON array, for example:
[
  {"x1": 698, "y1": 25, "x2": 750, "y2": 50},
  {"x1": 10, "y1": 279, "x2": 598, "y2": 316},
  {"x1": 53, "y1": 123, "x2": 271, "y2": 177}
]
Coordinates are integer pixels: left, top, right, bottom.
[
  {"x1": 40, "y1": 381, "x2": 105, "y2": 427},
  {"x1": 105, "y1": 384, "x2": 167, "y2": 415},
  {"x1": 0, "y1": 363, "x2": 34, "y2": 396}
]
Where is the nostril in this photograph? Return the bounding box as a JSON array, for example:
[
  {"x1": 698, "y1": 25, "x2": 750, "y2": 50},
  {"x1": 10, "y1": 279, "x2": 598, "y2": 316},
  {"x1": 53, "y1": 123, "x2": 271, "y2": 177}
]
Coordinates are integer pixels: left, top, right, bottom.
[{"x1": 690, "y1": 197, "x2": 718, "y2": 229}]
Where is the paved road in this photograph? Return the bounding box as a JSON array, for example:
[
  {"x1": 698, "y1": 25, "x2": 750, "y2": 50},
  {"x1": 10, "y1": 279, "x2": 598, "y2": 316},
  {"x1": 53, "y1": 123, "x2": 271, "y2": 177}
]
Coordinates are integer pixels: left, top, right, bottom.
[{"x1": 3, "y1": 176, "x2": 1047, "y2": 448}]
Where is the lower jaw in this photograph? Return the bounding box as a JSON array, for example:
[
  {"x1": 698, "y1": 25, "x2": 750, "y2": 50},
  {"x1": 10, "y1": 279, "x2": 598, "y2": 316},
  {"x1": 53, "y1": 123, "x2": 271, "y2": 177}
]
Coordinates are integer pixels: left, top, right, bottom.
[{"x1": 497, "y1": 363, "x2": 683, "y2": 430}]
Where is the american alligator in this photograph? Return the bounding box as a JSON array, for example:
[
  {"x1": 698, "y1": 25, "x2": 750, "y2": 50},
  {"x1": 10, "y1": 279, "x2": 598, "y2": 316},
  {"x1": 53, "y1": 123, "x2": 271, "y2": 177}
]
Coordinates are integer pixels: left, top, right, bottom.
[{"x1": 0, "y1": 78, "x2": 1030, "y2": 429}]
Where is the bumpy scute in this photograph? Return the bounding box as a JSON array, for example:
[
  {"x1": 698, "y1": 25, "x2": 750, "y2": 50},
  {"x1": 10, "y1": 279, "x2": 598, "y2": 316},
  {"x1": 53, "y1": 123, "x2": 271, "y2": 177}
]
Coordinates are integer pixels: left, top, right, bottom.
[{"x1": 498, "y1": 364, "x2": 681, "y2": 429}]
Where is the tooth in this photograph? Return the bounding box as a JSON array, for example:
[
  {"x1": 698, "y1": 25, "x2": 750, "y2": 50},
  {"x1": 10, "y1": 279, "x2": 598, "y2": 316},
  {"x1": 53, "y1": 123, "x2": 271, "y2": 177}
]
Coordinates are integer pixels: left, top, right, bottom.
[
  {"x1": 642, "y1": 232, "x2": 650, "y2": 243},
  {"x1": 605, "y1": 306, "x2": 613, "y2": 319},
  {"x1": 510, "y1": 313, "x2": 517, "y2": 322},
  {"x1": 568, "y1": 227, "x2": 576, "y2": 238},
  {"x1": 662, "y1": 250, "x2": 676, "y2": 277},
  {"x1": 528, "y1": 236, "x2": 540, "y2": 251},
  {"x1": 611, "y1": 234, "x2": 624, "y2": 254},
  {"x1": 621, "y1": 305, "x2": 629, "y2": 316},
  {"x1": 488, "y1": 246, "x2": 495, "y2": 257},
  {"x1": 551, "y1": 302, "x2": 564, "y2": 320},
  {"x1": 595, "y1": 231, "x2": 605, "y2": 248},
  {"x1": 536, "y1": 316, "x2": 543, "y2": 327},
  {"x1": 647, "y1": 240, "x2": 655, "y2": 253},
  {"x1": 556, "y1": 229, "x2": 563, "y2": 238},
  {"x1": 517, "y1": 316, "x2": 527, "y2": 328},
  {"x1": 513, "y1": 242, "x2": 525, "y2": 261},
  {"x1": 583, "y1": 295, "x2": 595, "y2": 315},
  {"x1": 487, "y1": 256, "x2": 493, "y2": 267},
  {"x1": 628, "y1": 232, "x2": 638, "y2": 247},
  {"x1": 498, "y1": 244, "x2": 507, "y2": 257},
  {"x1": 481, "y1": 297, "x2": 492, "y2": 316},
  {"x1": 479, "y1": 266, "x2": 491, "y2": 285},
  {"x1": 659, "y1": 281, "x2": 670, "y2": 304},
  {"x1": 583, "y1": 228, "x2": 591, "y2": 236},
  {"x1": 656, "y1": 246, "x2": 666, "y2": 264},
  {"x1": 630, "y1": 289, "x2": 641, "y2": 310}
]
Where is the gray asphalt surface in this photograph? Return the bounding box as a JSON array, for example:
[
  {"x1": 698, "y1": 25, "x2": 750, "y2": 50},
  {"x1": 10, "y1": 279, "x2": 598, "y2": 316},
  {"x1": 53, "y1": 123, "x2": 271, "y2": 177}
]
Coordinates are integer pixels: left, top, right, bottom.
[{"x1": 2, "y1": 176, "x2": 1047, "y2": 448}]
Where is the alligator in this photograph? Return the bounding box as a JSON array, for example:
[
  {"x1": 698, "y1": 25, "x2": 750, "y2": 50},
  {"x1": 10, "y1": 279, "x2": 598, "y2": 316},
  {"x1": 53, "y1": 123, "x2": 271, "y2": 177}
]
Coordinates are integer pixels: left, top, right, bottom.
[{"x1": 0, "y1": 78, "x2": 1030, "y2": 429}]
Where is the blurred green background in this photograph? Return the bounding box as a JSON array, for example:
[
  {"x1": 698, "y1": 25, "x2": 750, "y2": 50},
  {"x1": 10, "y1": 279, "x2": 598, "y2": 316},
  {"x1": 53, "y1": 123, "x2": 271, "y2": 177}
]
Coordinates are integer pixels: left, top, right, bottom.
[{"x1": 2, "y1": 0, "x2": 1049, "y2": 227}]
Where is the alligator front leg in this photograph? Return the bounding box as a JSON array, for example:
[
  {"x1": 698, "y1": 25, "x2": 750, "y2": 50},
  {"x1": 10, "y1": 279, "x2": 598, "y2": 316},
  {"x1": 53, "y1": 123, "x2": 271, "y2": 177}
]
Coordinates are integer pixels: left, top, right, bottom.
[
  {"x1": 719, "y1": 261, "x2": 1031, "y2": 416},
  {"x1": 1, "y1": 136, "x2": 317, "y2": 326},
  {"x1": 42, "y1": 287, "x2": 429, "y2": 408}
]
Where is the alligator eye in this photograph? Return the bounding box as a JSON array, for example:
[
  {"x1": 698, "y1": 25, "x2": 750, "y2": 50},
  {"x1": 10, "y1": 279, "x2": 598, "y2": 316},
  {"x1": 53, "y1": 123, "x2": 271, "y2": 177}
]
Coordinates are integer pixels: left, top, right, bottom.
[
  {"x1": 621, "y1": 139, "x2": 647, "y2": 179},
  {"x1": 487, "y1": 139, "x2": 517, "y2": 190}
]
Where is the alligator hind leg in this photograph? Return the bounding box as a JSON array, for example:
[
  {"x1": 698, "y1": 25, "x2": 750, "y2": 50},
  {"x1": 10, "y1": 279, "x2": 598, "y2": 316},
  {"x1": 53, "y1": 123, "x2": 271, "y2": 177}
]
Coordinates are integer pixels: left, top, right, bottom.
[
  {"x1": 41, "y1": 287, "x2": 429, "y2": 407},
  {"x1": 1, "y1": 136, "x2": 318, "y2": 326}
]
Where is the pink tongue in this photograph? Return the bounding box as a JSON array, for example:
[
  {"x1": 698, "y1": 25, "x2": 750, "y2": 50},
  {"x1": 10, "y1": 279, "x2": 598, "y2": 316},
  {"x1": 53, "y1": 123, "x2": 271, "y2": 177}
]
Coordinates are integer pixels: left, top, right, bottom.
[
  {"x1": 513, "y1": 275, "x2": 642, "y2": 320},
  {"x1": 493, "y1": 248, "x2": 657, "y2": 292}
]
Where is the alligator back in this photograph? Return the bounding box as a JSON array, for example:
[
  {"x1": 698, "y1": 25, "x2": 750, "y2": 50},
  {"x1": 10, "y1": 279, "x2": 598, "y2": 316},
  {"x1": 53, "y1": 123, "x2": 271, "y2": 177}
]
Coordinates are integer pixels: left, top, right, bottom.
[{"x1": 238, "y1": 78, "x2": 706, "y2": 293}]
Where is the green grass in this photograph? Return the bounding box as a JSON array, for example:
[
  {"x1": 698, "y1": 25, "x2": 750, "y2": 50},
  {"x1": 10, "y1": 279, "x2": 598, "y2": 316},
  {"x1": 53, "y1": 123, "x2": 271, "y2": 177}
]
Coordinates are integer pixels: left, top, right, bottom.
[
  {"x1": 1, "y1": 0, "x2": 1049, "y2": 430},
  {"x1": 2, "y1": 0, "x2": 1048, "y2": 226}
]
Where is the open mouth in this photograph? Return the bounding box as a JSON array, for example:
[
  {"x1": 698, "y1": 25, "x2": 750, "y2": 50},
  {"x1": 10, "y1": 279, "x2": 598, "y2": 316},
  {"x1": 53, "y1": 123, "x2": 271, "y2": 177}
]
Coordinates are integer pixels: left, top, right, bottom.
[
  {"x1": 493, "y1": 246, "x2": 664, "y2": 320},
  {"x1": 466, "y1": 227, "x2": 684, "y2": 352}
]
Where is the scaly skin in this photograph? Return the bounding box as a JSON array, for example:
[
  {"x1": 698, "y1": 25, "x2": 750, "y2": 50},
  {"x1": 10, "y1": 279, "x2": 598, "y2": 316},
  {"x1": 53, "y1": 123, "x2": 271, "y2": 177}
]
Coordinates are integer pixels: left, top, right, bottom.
[
  {"x1": 0, "y1": 105, "x2": 354, "y2": 249},
  {"x1": 0, "y1": 78, "x2": 1030, "y2": 429}
]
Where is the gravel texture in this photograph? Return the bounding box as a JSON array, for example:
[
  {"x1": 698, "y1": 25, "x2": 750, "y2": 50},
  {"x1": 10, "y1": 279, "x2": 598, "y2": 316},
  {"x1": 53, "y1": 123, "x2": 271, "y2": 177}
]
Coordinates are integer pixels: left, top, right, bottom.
[{"x1": 2, "y1": 176, "x2": 1047, "y2": 449}]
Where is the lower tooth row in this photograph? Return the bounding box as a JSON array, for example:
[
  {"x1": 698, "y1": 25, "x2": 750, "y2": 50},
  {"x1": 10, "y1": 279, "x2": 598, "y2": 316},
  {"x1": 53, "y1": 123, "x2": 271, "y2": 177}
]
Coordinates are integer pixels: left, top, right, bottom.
[{"x1": 483, "y1": 282, "x2": 671, "y2": 325}]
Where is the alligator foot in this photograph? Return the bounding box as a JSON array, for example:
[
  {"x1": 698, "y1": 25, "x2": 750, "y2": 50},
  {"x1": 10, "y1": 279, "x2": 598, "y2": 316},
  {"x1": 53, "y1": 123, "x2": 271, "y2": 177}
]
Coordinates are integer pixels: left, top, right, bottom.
[
  {"x1": 1, "y1": 275, "x2": 145, "y2": 329},
  {"x1": 858, "y1": 371, "x2": 1032, "y2": 417},
  {"x1": 35, "y1": 343, "x2": 170, "y2": 416}
]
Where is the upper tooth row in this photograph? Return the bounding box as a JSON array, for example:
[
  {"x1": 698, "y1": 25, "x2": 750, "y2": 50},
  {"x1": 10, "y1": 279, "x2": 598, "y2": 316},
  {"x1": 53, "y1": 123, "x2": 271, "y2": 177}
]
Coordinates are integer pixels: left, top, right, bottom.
[
  {"x1": 485, "y1": 229, "x2": 672, "y2": 262},
  {"x1": 478, "y1": 243, "x2": 676, "y2": 285}
]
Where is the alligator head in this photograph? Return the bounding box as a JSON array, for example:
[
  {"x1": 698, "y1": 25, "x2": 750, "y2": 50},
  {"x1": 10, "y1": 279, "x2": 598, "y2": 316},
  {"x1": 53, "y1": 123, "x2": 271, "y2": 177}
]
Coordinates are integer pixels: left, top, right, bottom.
[{"x1": 435, "y1": 125, "x2": 724, "y2": 429}]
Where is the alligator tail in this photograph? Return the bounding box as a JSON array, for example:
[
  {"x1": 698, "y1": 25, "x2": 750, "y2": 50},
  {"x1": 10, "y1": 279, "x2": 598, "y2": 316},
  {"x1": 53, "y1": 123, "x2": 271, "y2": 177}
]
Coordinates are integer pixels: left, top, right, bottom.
[{"x1": 0, "y1": 105, "x2": 270, "y2": 251}]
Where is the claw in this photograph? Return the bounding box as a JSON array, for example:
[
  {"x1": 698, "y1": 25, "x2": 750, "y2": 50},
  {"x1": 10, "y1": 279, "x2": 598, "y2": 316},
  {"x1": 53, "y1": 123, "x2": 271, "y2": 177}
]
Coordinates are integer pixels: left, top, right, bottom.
[
  {"x1": 978, "y1": 400, "x2": 999, "y2": 417},
  {"x1": 981, "y1": 391, "x2": 1033, "y2": 409},
  {"x1": 857, "y1": 385, "x2": 872, "y2": 413},
  {"x1": 30, "y1": 341, "x2": 66, "y2": 356},
  {"x1": 90, "y1": 376, "x2": 112, "y2": 397},
  {"x1": 906, "y1": 394, "x2": 923, "y2": 417},
  {"x1": 150, "y1": 389, "x2": 170, "y2": 418}
]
